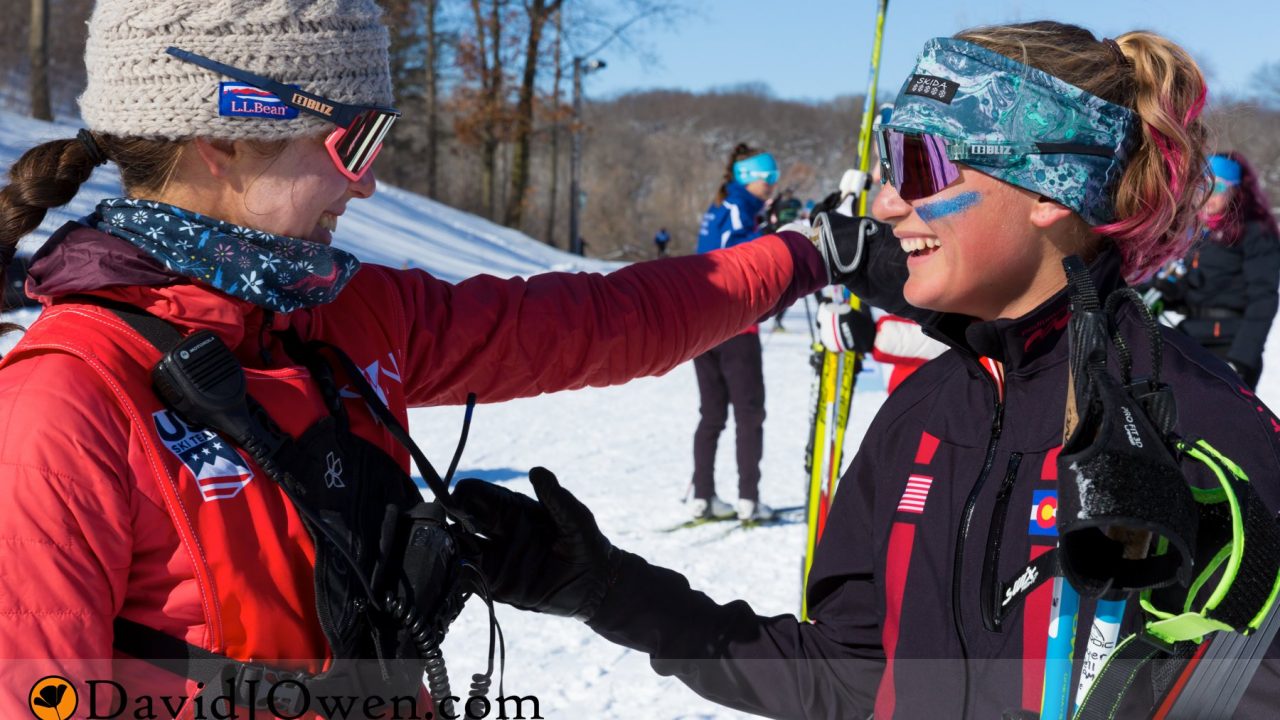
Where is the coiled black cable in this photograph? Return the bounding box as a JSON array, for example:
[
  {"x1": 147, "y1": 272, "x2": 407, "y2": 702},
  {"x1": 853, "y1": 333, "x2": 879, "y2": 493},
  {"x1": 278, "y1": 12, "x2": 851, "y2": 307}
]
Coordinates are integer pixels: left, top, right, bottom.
[
  {"x1": 422, "y1": 633, "x2": 455, "y2": 718},
  {"x1": 460, "y1": 563, "x2": 505, "y2": 704},
  {"x1": 468, "y1": 672, "x2": 492, "y2": 699},
  {"x1": 384, "y1": 587, "x2": 472, "y2": 717}
]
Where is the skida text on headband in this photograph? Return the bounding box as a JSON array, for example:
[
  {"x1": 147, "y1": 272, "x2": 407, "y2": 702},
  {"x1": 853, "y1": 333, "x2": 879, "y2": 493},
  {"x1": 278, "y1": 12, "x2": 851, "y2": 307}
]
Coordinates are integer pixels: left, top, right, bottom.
[
  {"x1": 880, "y1": 37, "x2": 1138, "y2": 226},
  {"x1": 166, "y1": 47, "x2": 400, "y2": 182}
]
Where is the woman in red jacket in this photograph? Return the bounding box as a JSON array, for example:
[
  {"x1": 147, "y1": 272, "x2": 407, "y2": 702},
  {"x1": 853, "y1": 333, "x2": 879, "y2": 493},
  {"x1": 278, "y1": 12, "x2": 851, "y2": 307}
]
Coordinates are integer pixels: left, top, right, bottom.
[
  {"x1": 0, "y1": 1, "x2": 843, "y2": 716},
  {"x1": 451, "y1": 20, "x2": 1280, "y2": 719}
]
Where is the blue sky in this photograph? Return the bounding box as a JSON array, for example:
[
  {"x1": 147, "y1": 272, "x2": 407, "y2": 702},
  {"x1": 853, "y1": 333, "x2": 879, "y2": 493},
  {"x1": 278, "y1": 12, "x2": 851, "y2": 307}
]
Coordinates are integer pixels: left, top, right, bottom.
[{"x1": 580, "y1": 0, "x2": 1277, "y2": 104}]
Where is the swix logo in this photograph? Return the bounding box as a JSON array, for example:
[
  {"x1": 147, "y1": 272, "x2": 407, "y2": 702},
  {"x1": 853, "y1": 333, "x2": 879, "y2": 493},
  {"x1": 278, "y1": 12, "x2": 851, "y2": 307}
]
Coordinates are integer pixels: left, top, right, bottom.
[
  {"x1": 339, "y1": 353, "x2": 404, "y2": 411},
  {"x1": 1003, "y1": 564, "x2": 1039, "y2": 607},
  {"x1": 153, "y1": 409, "x2": 254, "y2": 501},
  {"x1": 324, "y1": 451, "x2": 346, "y2": 489}
]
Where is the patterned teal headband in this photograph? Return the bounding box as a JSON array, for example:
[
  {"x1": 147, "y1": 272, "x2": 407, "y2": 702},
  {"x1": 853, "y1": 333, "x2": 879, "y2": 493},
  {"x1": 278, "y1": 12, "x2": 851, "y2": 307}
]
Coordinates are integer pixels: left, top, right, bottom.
[{"x1": 889, "y1": 37, "x2": 1138, "y2": 225}]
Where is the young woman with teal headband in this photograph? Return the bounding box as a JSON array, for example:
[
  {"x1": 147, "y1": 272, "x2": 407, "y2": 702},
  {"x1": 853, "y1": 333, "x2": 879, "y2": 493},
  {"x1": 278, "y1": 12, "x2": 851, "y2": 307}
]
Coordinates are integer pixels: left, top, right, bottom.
[
  {"x1": 689, "y1": 143, "x2": 781, "y2": 522},
  {"x1": 451, "y1": 21, "x2": 1280, "y2": 718}
]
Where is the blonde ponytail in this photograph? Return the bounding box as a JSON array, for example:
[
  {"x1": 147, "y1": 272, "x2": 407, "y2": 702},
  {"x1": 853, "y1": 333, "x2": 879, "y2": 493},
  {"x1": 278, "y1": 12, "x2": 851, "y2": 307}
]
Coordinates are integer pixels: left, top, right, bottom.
[{"x1": 957, "y1": 22, "x2": 1211, "y2": 281}]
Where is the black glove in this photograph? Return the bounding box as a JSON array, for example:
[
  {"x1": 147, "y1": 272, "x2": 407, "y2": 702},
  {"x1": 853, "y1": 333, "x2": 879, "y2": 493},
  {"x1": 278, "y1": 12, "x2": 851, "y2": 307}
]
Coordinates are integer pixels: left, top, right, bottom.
[
  {"x1": 811, "y1": 211, "x2": 924, "y2": 321},
  {"x1": 810, "y1": 190, "x2": 845, "y2": 217},
  {"x1": 451, "y1": 467, "x2": 620, "y2": 621}
]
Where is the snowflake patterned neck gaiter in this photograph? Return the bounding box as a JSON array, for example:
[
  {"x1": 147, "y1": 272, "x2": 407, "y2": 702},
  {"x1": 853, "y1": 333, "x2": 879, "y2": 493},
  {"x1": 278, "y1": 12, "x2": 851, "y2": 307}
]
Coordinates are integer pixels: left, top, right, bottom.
[{"x1": 92, "y1": 197, "x2": 360, "y2": 313}]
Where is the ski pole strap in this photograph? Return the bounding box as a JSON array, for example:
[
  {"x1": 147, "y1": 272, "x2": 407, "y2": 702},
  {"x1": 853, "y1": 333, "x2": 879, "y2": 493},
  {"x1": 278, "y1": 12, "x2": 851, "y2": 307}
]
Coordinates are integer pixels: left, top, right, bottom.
[
  {"x1": 1139, "y1": 438, "x2": 1280, "y2": 644},
  {"x1": 1072, "y1": 437, "x2": 1280, "y2": 720},
  {"x1": 1073, "y1": 634, "x2": 1199, "y2": 720},
  {"x1": 112, "y1": 618, "x2": 317, "y2": 717},
  {"x1": 305, "y1": 337, "x2": 478, "y2": 533},
  {"x1": 1057, "y1": 256, "x2": 1199, "y2": 596}
]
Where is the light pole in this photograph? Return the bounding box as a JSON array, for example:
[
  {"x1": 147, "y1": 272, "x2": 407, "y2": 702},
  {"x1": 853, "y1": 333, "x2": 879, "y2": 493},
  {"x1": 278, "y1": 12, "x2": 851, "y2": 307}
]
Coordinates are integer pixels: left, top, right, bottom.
[{"x1": 569, "y1": 56, "x2": 605, "y2": 256}]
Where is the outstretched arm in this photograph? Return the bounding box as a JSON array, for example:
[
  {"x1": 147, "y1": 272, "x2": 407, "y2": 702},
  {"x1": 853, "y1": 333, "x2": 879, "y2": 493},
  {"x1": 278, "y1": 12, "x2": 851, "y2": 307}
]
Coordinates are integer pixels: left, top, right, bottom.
[
  {"x1": 370, "y1": 232, "x2": 827, "y2": 406},
  {"x1": 451, "y1": 468, "x2": 885, "y2": 720}
]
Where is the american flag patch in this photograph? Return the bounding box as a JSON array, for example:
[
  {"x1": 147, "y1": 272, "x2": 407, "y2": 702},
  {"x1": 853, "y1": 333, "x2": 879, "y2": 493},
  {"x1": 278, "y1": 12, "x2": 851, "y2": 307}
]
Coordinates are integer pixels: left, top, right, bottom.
[{"x1": 897, "y1": 474, "x2": 934, "y2": 514}]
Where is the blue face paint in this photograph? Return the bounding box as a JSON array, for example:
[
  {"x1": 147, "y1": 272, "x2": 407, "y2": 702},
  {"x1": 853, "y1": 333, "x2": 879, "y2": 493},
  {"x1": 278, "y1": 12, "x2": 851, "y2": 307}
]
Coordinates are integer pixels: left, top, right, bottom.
[{"x1": 916, "y1": 191, "x2": 981, "y2": 224}]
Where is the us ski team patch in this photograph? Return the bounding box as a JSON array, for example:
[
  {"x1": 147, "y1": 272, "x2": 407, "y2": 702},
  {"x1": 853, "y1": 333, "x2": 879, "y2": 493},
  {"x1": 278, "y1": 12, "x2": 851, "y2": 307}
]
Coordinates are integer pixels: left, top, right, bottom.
[{"x1": 153, "y1": 409, "x2": 255, "y2": 501}]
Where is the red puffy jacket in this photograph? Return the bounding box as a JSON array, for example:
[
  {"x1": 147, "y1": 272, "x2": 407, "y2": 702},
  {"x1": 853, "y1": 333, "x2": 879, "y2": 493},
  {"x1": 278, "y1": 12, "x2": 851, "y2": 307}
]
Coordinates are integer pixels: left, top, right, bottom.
[{"x1": 0, "y1": 225, "x2": 823, "y2": 717}]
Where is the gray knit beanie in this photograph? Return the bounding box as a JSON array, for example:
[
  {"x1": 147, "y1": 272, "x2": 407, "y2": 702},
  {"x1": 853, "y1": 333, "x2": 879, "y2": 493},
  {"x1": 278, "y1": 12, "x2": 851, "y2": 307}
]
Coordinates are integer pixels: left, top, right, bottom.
[{"x1": 80, "y1": 0, "x2": 394, "y2": 141}]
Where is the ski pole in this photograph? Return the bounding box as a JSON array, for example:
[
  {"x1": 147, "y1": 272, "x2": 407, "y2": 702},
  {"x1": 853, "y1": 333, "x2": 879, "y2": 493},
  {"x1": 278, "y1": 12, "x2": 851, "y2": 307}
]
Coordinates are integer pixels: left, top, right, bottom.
[
  {"x1": 1041, "y1": 576, "x2": 1080, "y2": 719},
  {"x1": 1044, "y1": 309, "x2": 1085, "y2": 720},
  {"x1": 855, "y1": 0, "x2": 889, "y2": 217},
  {"x1": 1074, "y1": 596, "x2": 1126, "y2": 708},
  {"x1": 801, "y1": 0, "x2": 889, "y2": 621},
  {"x1": 803, "y1": 294, "x2": 816, "y2": 345}
]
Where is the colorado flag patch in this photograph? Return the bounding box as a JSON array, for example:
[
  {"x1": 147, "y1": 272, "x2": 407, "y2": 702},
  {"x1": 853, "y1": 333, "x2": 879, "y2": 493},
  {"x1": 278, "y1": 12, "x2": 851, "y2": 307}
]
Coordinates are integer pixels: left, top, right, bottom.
[
  {"x1": 153, "y1": 409, "x2": 255, "y2": 501},
  {"x1": 1029, "y1": 489, "x2": 1058, "y2": 536}
]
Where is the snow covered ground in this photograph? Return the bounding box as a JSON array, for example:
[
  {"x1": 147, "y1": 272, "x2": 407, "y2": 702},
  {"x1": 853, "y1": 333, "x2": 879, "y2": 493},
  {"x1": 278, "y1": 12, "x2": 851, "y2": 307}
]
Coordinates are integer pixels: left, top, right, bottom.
[
  {"x1": 4, "y1": 111, "x2": 1280, "y2": 719},
  {"x1": 425, "y1": 319, "x2": 887, "y2": 720}
]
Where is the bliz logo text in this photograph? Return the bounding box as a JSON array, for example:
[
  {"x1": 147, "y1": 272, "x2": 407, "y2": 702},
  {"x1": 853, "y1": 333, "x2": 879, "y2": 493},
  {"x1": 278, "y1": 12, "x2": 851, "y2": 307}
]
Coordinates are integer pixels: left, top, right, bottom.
[{"x1": 965, "y1": 144, "x2": 1015, "y2": 156}]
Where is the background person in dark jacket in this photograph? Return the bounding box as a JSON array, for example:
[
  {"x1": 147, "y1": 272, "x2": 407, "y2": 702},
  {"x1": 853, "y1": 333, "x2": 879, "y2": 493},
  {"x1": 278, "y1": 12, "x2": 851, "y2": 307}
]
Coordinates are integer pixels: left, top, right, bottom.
[
  {"x1": 1158, "y1": 153, "x2": 1280, "y2": 388},
  {"x1": 654, "y1": 227, "x2": 671, "y2": 257},
  {"x1": 452, "y1": 22, "x2": 1280, "y2": 720},
  {"x1": 688, "y1": 144, "x2": 779, "y2": 522}
]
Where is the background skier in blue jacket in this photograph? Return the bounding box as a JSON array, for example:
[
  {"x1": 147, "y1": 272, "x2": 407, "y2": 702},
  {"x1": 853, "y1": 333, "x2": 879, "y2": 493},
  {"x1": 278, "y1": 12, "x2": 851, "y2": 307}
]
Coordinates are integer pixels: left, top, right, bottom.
[
  {"x1": 689, "y1": 144, "x2": 779, "y2": 521},
  {"x1": 653, "y1": 227, "x2": 671, "y2": 257}
]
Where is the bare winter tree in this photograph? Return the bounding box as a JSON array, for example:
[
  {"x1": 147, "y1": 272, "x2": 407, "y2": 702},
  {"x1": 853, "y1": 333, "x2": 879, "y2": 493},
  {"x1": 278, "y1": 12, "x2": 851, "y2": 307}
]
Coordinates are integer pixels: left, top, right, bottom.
[
  {"x1": 1207, "y1": 101, "x2": 1280, "y2": 193},
  {"x1": 28, "y1": 0, "x2": 52, "y2": 120},
  {"x1": 1247, "y1": 61, "x2": 1280, "y2": 109},
  {"x1": 468, "y1": 0, "x2": 509, "y2": 219},
  {"x1": 0, "y1": 0, "x2": 91, "y2": 115},
  {"x1": 503, "y1": 0, "x2": 563, "y2": 227},
  {"x1": 424, "y1": 0, "x2": 442, "y2": 197},
  {"x1": 543, "y1": 7, "x2": 564, "y2": 245}
]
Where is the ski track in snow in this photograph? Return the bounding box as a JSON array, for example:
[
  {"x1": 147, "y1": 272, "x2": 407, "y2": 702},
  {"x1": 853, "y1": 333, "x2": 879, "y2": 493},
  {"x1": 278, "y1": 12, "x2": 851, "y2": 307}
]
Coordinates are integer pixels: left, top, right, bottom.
[{"x1": 6, "y1": 110, "x2": 1280, "y2": 719}]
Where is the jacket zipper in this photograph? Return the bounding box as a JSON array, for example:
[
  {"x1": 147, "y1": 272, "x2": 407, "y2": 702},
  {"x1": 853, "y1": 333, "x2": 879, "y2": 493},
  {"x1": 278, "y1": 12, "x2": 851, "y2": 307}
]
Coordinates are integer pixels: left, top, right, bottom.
[
  {"x1": 981, "y1": 452, "x2": 1023, "y2": 632},
  {"x1": 951, "y1": 371, "x2": 1004, "y2": 718}
]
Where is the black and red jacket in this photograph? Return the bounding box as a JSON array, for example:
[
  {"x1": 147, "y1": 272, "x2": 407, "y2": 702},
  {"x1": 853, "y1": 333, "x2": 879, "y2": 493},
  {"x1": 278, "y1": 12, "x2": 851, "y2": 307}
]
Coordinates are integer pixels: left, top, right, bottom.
[
  {"x1": 587, "y1": 248, "x2": 1280, "y2": 719},
  {"x1": 1164, "y1": 220, "x2": 1280, "y2": 375}
]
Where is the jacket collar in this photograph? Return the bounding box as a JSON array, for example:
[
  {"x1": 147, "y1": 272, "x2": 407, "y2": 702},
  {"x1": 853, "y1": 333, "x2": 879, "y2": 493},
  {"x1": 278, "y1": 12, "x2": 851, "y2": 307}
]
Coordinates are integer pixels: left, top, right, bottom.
[
  {"x1": 926, "y1": 245, "x2": 1125, "y2": 376},
  {"x1": 26, "y1": 222, "x2": 294, "y2": 364},
  {"x1": 724, "y1": 181, "x2": 765, "y2": 215}
]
